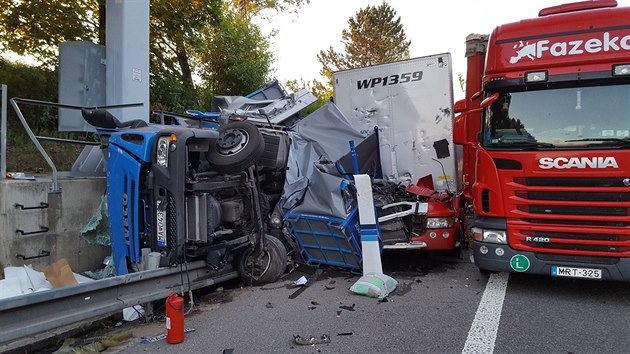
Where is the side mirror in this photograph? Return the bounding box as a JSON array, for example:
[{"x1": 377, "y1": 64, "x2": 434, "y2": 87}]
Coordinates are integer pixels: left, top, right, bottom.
[
  {"x1": 480, "y1": 92, "x2": 500, "y2": 109},
  {"x1": 453, "y1": 99, "x2": 467, "y2": 113}
]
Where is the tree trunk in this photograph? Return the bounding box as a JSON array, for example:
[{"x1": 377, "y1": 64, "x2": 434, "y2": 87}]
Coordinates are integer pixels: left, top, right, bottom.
[{"x1": 98, "y1": 0, "x2": 106, "y2": 45}]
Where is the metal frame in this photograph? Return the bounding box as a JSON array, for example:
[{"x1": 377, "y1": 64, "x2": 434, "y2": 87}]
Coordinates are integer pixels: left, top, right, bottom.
[
  {"x1": 1, "y1": 84, "x2": 7, "y2": 179},
  {"x1": 0, "y1": 260, "x2": 238, "y2": 346},
  {"x1": 8, "y1": 98, "x2": 141, "y2": 192}
]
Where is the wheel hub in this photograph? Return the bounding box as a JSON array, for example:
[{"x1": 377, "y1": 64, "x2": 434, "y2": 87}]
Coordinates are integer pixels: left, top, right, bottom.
[{"x1": 216, "y1": 128, "x2": 248, "y2": 155}]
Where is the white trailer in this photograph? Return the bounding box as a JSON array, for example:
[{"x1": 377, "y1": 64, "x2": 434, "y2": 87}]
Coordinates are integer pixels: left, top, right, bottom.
[{"x1": 333, "y1": 54, "x2": 459, "y2": 192}]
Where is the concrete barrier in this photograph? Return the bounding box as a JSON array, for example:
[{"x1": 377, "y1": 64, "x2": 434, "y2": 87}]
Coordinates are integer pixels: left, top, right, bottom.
[{"x1": 0, "y1": 177, "x2": 110, "y2": 275}]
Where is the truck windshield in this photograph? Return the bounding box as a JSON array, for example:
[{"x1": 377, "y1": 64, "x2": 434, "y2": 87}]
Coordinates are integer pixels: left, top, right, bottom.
[{"x1": 482, "y1": 83, "x2": 630, "y2": 149}]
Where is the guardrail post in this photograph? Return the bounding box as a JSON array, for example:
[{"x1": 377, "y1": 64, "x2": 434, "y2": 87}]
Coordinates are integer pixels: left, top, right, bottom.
[{"x1": 1, "y1": 84, "x2": 7, "y2": 179}]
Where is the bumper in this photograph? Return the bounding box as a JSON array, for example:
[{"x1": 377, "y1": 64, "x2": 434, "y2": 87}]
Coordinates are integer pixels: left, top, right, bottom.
[
  {"x1": 409, "y1": 227, "x2": 459, "y2": 250},
  {"x1": 473, "y1": 241, "x2": 630, "y2": 281}
]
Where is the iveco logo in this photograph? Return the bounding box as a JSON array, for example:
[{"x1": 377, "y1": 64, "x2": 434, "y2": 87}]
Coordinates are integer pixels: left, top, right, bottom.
[
  {"x1": 624, "y1": 178, "x2": 630, "y2": 187},
  {"x1": 538, "y1": 157, "x2": 619, "y2": 169}
]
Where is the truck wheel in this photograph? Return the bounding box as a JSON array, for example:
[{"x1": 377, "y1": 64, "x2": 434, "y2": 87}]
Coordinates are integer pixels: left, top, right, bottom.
[
  {"x1": 207, "y1": 121, "x2": 265, "y2": 174},
  {"x1": 237, "y1": 235, "x2": 287, "y2": 284}
]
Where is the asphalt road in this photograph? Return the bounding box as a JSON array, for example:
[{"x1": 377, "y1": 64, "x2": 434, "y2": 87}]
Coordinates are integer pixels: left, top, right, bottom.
[{"x1": 111, "y1": 250, "x2": 630, "y2": 354}]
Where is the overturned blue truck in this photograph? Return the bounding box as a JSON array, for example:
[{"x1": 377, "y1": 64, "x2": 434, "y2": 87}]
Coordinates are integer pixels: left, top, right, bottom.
[{"x1": 82, "y1": 82, "x2": 319, "y2": 283}]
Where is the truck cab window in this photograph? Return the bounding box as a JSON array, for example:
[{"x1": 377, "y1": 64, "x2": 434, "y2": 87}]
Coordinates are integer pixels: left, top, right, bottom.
[{"x1": 483, "y1": 83, "x2": 630, "y2": 149}]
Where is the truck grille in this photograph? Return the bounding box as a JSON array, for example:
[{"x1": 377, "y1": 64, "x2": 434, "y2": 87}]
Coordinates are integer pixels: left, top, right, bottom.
[
  {"x1": 508, "y1": 176, "x2": 630, "y2": 257},
  {"x1": 168, "y1": 192, "x2": 178, "y2": 253}
]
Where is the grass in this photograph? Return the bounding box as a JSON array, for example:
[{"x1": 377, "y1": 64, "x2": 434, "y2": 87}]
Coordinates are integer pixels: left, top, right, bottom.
[{"x1": 5, "y1": 128, "x2": 92, "y2": 174}]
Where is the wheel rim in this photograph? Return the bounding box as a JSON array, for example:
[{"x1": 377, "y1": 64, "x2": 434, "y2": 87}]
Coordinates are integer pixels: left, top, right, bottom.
[
  {"x1": 216, "y1": 128, "x2": 249, "y2": 155},
  {"x1": 243, "y1": 250, "x2": 272, "y2": 280}
]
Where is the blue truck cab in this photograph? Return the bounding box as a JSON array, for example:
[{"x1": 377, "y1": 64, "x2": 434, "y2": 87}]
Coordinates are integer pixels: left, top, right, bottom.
[{"x1": 82, "y1": 105, "x2": 291, "y2": 283}]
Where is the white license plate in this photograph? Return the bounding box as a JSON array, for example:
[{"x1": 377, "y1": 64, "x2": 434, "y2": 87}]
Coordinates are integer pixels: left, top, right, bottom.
[
  {"x1": 156, "y1": 210, "x2": 166, "y2": 246},
  {"x1": 551, "y1": 266, "x2": 602, "y2": 279}
]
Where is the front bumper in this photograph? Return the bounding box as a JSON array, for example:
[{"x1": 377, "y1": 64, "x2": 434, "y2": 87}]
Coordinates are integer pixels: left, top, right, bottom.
[{"x1": 473, "y1": 241, "x2": 630, "y2": 281}]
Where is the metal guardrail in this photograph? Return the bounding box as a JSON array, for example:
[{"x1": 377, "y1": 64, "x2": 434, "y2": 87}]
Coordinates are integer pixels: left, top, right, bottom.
[
  {"x1": 7, "y1": 97, "x2": 142, "y2": 192},
  {"x1": 0, "y1": 260, "x2": 239, "y2": 347}
]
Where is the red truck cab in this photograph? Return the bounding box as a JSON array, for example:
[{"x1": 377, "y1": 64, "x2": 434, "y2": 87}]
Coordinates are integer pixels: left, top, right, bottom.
[{"x1": 454, "y1": 0, "x2": 630, "y2": 280}]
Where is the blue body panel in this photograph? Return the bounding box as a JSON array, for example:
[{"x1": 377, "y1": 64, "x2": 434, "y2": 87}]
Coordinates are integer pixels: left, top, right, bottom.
[
  {"x1": 108, "y1": 126, "x2": 161, "y2": 162},
  {"x1": 107, "y1": 144, "x2": 143, "y2": 275}
]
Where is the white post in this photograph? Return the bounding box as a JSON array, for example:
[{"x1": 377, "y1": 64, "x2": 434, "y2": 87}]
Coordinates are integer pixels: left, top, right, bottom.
[{"x1": 354, "y1": 174, "x2": 383, "y2": 275}]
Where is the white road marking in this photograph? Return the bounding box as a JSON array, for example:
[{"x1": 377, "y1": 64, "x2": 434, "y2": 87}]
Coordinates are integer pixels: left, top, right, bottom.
[{"x1": 461, "y1": 272, "x2": 510, "y2": 354}]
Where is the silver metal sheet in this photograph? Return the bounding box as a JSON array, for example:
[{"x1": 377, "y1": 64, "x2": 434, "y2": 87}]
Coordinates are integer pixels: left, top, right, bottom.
[{"x1": 333, "y1": 54, "x2": 459, "y2": 192}]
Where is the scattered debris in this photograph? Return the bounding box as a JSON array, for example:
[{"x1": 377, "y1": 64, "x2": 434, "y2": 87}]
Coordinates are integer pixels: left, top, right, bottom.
[
  {"x1": 5, "y1": 172, "x2": 35, "y2": 180},
  {"x1": 349, "y1": 272, "x2": 398, "y2": 299},
  {"x1": 123, "y1": 305, "x2": 145, "y2": 322},
  {"x1": 265, "y1": 302, "x2": 274, "y2": 308},
  {"x1": 339, "y1": 304, "x2": 356, "y2": 312},
  {"x1": 223, "y1": 349, "x2": 235, "y2": 354},
  {"x1": 293, "y1": 334, "x2": 331, "y2": 346},
  {"x1": 336, "y1": 310, "x2": 342, "y2": 317},
  {"x1": 337, "y1": 332, "x2": 353, "y2": 336},
  {"x1": 311, "y1": 301, "x2": 320, "y2": 306},
  {"x1": 44, "y1": 259, "x2": 79, "y2": 288},
  {"x1": 308, "y1": 306, "x2": 317, "y2": 310},
  {"x1": 54, "y1": 329, "x2": 132, "y2": 353},
  {"x1": 293, "y1": 276, "x2": 308, "y2": 286},
  {"x1": 288, "y1": 270, "x2": 322, "y2": 299},
  {"x1": 324, "y1": 280, "x2": 336, "y2": 290},
  {"x1": 0, "y1": 263, "x2": 93, "y2": 300},
  {"x1": 141, "y1": 328, "x2": 195, "y2": 344}
]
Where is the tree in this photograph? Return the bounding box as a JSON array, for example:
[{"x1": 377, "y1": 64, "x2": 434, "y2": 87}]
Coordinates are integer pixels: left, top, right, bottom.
[
  {"x1": 149, "y1": 0, "x2": 222, "y2": 109},
  {"x1": 317, "y1": 2, "x2": 410, "y2": 83},
  {"x1": 0, "y1": 0, "x2": 101, "y2": 65},
  {"x1": 199, "y1": 12, "x2": 272, "y2": 104},
  {"x1": 0, "y1": 0, "x2": 306, "y2": 113}
]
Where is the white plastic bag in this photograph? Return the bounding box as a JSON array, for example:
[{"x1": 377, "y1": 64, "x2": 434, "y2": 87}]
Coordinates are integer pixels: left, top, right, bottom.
[{"x1": 349, "y1": 272, "x2": 398, "y2": 299}]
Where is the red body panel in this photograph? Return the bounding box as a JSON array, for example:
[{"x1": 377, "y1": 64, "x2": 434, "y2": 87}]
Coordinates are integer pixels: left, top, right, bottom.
[{"x1": 461, "y1": 2, "x2": 630, "y2": 273}]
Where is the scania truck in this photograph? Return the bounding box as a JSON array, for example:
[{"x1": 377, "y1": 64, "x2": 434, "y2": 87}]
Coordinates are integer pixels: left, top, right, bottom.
[{"x1": 454, "y1": 0, "x2": 630, "y2": 280}]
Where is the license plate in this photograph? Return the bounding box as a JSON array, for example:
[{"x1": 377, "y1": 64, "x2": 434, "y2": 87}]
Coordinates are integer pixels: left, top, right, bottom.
[
  {"x1": 551, "y1": 266, "x2": 602, "y2": 279},
  {"x1": 156, "y1": 210, "x2": 166, "y2": 246}
]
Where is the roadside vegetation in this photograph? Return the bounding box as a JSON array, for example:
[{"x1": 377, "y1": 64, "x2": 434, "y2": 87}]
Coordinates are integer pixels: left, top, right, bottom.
[{"x1": 0, "y1": 0, "x2": 409, "y2": 172}]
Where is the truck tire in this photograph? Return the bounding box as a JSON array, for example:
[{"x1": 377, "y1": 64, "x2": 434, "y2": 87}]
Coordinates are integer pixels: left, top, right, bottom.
[
  {"x1": 207, "y1": 121, "x2": 265, "y2": 174},
  {"x1": 237, "y1": 235, "x2": 287, "y2": 284}
]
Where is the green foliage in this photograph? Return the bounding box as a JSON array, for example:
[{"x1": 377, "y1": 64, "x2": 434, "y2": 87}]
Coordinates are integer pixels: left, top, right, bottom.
[
  {"x1": 0, "y1": 0, "x2": 306, "y2": 115},
  {"x1": 198, "y1": 12, "x2": 272, "y2": 107},
  {"x1": 317, "y1": 2, "x2": 411, "y2": 92},
  {"x1": 0, "y1": 58, "x2": 58, "y2": 131},
  {"x1": 284, "y1": 78, "x2": 331, "y2": 115},
  {"x1": 0, "y1": 0, "x2": 99, "y2": 65},
  {"x1": 230, "y1": 0, "x2": 309, "y2": 19}
]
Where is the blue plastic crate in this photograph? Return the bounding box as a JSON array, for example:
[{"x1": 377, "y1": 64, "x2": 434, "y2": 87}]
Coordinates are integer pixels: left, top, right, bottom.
[{"x1": 285, "y1": 209, "x2": 363, "y2": 271}]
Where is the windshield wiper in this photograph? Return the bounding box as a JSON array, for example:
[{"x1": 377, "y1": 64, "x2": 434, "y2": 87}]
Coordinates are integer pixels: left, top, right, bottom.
[
  {"x1": 565, "y1": 138, "x2": 630, "y2": 144},
  {"x1": 488, "y1": 141, "x2": 555, "y2": 149}
]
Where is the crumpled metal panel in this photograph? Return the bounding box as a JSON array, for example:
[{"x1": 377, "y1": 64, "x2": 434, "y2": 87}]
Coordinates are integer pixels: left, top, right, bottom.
[{"x1": 333, "y1": 54, "x2": 459, "y2": 192}]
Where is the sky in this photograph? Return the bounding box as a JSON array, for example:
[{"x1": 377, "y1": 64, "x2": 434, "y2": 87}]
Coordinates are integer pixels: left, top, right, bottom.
[{"x1": 258, "y1": 0, "x2": 630, "y2": 97}]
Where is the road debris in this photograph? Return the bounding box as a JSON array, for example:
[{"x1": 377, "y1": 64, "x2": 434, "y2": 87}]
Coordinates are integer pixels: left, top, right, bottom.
[
  {"x1": 339, "y1": 303, "x2": 356, "y2": 312},
  {"x1": 293, "y1": 276, "x2": 307, "y2": 286},
  {"x1": 288, "y1": 270, "x2": 322, "y2": 299},
  {"x1": 293, "y1": 334, "x2": 331, "y2": 346},
  {"x1": 141, "y1": 328, "x2": 195, "y2": 344},
  {"x1": 349, "y1": 272, "x2": 398, "y2": 299}
]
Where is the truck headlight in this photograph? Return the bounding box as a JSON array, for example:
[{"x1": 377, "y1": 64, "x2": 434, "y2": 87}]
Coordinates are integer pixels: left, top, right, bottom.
[
  {"x1": 426, "y1": 217, "x2": 455, "y2": 229},
  {"x1": 156, "y1": 136, "x2": 169, "y2": 167},
  {"x1": 472, "y1": 227, "x2": 507, "y2": 244}
]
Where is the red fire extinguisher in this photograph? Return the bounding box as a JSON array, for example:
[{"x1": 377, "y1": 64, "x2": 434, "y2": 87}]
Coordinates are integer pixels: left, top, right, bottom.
[{"x1": 166, "y1": 292, "x2": 185, "y2": 344}]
